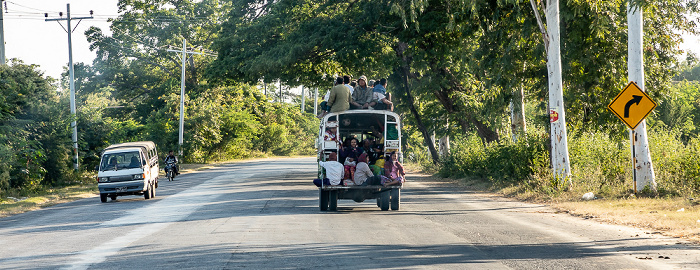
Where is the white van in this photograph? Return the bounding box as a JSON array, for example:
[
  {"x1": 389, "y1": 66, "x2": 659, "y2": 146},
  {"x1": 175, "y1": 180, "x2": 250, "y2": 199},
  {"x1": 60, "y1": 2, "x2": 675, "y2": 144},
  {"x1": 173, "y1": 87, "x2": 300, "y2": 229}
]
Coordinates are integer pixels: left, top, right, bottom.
[{"x1": 97, "y1": 141, "x2": 159, "y2": 202}]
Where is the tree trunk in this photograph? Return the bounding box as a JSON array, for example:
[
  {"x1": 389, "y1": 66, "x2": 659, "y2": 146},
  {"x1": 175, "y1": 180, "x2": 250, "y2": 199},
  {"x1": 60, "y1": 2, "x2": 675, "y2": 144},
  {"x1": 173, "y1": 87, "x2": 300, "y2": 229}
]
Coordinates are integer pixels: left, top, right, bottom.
[
  {"x1": 545, "y1": 0, "x2": 571, "y2": 185},
  {"x1": 510, "y1": 83, "x2": 527, "y2": 142},
  {"x1": 431, "y1": 67, "x2": 499, "y2": 144},
  {"x1": 396, "y1": 42, "x2": 440, "y2": 164},
  {"x1": 628, "y1": 3, "x2": 656, "y2": 192},
  {"x1": 439, "y1": 119, "x2": 450, "y2": 157},
  {"x1": 188, "y1": 54, "x2": 197, "y2": 93}
]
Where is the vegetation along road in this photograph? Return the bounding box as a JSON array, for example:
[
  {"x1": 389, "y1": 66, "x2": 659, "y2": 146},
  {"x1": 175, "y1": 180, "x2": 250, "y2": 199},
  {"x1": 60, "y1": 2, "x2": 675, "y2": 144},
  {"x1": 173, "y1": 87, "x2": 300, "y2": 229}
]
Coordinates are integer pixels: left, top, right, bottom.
[{"x1": 1, "y1": 158, "x2": 698, "y2": 269}]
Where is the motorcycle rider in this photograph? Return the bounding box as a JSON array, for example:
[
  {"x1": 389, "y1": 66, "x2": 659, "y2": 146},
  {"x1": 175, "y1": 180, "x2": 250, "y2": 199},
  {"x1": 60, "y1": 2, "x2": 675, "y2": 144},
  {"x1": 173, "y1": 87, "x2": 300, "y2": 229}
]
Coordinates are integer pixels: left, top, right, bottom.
[{"x1": 164, "y1": 151, "x2": 180, "y2": 176}]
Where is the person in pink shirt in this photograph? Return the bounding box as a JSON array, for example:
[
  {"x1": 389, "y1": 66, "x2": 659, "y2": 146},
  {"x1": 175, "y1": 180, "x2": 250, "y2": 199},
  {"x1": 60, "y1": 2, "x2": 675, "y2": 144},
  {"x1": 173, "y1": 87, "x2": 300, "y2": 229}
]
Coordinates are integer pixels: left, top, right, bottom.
[{"x1": 382, "y1": 151, "x2": 405, "y2": 186}]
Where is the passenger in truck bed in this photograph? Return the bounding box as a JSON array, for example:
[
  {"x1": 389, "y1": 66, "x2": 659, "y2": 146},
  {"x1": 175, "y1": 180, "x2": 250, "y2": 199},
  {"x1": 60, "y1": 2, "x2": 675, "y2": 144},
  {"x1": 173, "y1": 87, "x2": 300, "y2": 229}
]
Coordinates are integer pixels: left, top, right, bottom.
[
  {"x1": 382, "y1": 151, "x2": 405, "y2": 186},
  {"x1": 355, "y1": 153, "x2": 381, "y2": 186},
  {"x1": 340, "y1": 138, "x2": 364, "y2": 163},
  {"x1": 314, "y1": 152, "x2": 344, "y2": 186}
]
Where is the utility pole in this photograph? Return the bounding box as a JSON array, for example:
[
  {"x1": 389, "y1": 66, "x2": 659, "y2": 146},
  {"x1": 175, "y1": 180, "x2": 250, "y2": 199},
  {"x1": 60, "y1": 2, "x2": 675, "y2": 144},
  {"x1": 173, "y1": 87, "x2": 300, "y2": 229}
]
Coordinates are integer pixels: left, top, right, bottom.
[
  {"x1": 168, "y1": 39, "x2": 202, "y2": 157},
  {"x1": 45, "y1": 4, "x2": 93, "y2": 171},
  {"x1": 301, "y1": 86, "x2": 305, "y2": 113},
  {"x1": 628, "y1": 3, "x2": 656, "y2": 192},
  {"x1": 545, "y1": 0, "x2": 571, "y2": 185},
  {"x1": 1, "y1": 0, "x2": 6, "y2": 65},
  {"x1": 313, "y1": 87, "x2": 318, "y2": 116}
]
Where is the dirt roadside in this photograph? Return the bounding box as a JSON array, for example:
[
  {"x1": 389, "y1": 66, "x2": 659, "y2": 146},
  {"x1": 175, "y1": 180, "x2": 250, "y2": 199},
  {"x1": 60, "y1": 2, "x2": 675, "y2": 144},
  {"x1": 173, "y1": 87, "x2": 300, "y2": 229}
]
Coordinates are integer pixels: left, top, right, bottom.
[{"x1": 413, "y1": 171, "x2": 700, "y2": 244}]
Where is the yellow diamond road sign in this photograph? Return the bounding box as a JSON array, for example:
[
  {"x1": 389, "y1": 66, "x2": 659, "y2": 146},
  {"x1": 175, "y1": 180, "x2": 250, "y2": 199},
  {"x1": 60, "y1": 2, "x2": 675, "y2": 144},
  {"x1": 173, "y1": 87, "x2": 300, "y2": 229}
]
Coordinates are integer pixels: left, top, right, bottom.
[{"x1": 608, "y1": 81, "x2": 657, "y2": 130}]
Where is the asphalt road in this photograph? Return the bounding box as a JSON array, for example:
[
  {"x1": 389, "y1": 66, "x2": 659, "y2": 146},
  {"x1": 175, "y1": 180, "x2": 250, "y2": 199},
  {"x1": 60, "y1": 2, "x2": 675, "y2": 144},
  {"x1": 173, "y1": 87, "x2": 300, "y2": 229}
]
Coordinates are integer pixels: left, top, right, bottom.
[{"x1": 0, "y1": 157, "x2": 698, "y2": 269}]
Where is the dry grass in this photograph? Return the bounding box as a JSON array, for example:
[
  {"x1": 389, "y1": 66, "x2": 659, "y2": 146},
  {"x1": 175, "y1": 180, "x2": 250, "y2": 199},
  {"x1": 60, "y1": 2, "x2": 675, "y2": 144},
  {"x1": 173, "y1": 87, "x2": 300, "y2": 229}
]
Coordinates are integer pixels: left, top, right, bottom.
[
  {"x1": 553, "y1": 198, "x2": 700, "y2": 243},
  {"x1": 0, "y1": 184, "x2": 97, "y2": 218}
]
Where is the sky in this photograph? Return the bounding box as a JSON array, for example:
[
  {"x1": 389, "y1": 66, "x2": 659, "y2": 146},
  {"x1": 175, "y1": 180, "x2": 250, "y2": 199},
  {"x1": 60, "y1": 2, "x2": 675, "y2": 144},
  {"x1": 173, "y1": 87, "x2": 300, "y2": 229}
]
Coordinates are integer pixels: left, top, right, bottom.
[
  {"x1": 1, "y1": 1, "x2": 699, "y2": 82},
  {"x1": 2, "y1": 0, "x2": 119, "y2": 80}
]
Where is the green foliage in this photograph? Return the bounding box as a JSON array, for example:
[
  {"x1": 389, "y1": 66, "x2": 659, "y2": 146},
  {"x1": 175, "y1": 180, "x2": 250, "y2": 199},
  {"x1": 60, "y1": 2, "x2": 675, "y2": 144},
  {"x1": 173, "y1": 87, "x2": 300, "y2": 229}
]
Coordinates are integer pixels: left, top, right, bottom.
[
  {"x1": 439, "y1": 131, "x2": 548, "y2": 183},
  {"x1": 0, "y1": 60, "x2": 76, "y2": 196},
  {"x1": 438, "y1": 127, "x2": 700, "y2": 199},
  {"x1": 649, "y1": 81, "x2": 700, "y2": 142}
]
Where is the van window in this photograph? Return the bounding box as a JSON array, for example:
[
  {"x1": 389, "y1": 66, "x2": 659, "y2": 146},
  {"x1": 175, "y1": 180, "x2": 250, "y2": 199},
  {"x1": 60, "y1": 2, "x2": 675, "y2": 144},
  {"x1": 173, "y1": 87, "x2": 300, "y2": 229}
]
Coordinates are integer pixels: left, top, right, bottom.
[{"x1": 100, "y1": 151, "x2": 142, "y2": 171}]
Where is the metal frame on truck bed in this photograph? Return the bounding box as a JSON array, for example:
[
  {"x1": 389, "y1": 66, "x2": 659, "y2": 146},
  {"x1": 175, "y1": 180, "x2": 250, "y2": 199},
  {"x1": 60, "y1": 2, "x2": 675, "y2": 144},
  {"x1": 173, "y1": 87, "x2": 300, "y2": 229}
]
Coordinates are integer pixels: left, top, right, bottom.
[{"x1": 316, "y1": 110, "x2": 403, "y2": 211}]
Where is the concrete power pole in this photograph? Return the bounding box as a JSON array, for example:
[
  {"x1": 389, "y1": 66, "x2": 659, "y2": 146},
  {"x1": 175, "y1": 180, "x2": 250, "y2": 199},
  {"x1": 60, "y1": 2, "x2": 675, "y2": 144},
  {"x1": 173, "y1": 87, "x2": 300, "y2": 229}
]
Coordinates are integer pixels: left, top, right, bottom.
[
  {"x1": 301, "y1": 86, "x2": 305, "y2": 113},
  {"x1": 313, "y1": 87, "x2": 318, "y2": 116},
  {"x1": 167, "y1": 39, "x2": 202, "y2": 156},
  {"x1": 545, "y1": 0, "x2": 571, "y2": 184},
  {"x1": 628, "y1": 4, "x2": 656, "y2": 191},
  {"x1": 45, "y1": 4, "x2": 93, "y2": 171},
  {"x1": 1, "y1": 0, "x2": 6, "y2": 65}
]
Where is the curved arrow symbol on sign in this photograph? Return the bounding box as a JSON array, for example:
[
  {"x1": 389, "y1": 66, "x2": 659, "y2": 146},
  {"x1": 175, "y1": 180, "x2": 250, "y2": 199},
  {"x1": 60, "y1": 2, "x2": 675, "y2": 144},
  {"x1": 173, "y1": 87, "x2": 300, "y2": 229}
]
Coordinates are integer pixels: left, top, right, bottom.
[{"x1": 624, "y1": 95, "x2": 643, "y2": 118}]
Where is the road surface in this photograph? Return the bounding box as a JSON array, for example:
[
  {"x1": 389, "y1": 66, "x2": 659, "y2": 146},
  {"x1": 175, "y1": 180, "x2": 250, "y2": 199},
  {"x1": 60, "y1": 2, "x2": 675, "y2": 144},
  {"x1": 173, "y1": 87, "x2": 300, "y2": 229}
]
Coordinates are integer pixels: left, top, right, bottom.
[{"x1": 0, "y1": 157, "x2": 698, "y2": 269}]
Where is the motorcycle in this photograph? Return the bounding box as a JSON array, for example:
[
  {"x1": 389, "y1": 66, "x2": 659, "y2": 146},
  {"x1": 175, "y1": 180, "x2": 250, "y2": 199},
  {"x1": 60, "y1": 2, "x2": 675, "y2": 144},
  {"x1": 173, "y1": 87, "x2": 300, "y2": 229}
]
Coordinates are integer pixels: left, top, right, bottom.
[{"x1": 165, "y1": 162, "x2": 176, "y2": 181}]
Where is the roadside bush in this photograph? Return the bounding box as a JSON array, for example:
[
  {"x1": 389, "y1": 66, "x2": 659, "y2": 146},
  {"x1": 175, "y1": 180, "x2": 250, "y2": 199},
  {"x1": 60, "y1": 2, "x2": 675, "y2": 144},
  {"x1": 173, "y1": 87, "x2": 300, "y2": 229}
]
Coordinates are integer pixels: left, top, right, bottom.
[
  {"x1": 435, "y1": 127, "x2": 700, "y2": 200},
  {"x1": 439, "y1": 131, "x2": 548, "y2": 184}
]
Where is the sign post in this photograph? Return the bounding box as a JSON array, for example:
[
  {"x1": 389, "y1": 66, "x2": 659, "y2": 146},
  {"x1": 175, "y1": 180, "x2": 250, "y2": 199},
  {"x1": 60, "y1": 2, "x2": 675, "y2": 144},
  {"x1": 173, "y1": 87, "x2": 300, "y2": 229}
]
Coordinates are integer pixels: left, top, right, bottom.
[{"x1": 608, "y1": 81, "x2": 657, "y2": 192}]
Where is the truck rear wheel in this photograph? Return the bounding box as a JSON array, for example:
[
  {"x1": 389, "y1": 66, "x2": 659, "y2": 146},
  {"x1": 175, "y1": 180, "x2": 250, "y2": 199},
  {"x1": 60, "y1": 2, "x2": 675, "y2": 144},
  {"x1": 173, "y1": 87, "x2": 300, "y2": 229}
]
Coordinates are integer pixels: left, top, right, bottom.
[
  {"x1": 144, "y1": 183, "x2": 152, "y2": 199},
  {"x1": 329, "y1": 190, "x2": 338, "y2": 211},
  {"x1": 319, "y1": 190, "x2": 329, "y2": 211},
  {"x1": 150, "y1": 182, "x2": 156, "y2": 198},
  {"x1": 380, "y1": 190, "x2": 390, "y2": 211},
  {"x1": 390, "y1": 188, "x2": 400, "y2": 210}
]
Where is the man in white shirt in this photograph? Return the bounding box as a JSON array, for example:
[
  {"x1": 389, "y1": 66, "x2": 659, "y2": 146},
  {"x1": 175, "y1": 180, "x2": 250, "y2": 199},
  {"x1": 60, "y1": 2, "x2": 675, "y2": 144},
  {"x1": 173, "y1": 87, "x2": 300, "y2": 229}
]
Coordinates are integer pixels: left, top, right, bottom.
[
  {"x1": 343, "y1": 75, "x2": 354, "y2": 95},
  {"x1": 314, "y1": 152, "x2": 344, "y2": 186}
]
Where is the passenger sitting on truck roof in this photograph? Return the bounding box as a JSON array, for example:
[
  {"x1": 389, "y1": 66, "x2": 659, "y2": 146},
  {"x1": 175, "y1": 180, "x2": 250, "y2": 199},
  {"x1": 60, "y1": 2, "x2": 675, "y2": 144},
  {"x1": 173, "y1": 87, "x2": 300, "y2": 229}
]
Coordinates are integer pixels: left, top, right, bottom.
[
  {"x1": 314, "y1": 152, "x2": 344, "y2": 186},
  {"x1": 369, "y1": 78, "x2": 393, "y2": 111},
  {"x1": 327, "y1": 76, "x2": 351, "y2": 113}
]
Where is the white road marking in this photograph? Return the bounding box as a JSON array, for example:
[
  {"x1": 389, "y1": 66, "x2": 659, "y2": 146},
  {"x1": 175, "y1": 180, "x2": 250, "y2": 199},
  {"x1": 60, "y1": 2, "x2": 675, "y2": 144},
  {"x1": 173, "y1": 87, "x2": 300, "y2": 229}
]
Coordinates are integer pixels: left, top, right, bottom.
[{"x1": 62, "y1": 173, "x2": 253, "y2": 270}]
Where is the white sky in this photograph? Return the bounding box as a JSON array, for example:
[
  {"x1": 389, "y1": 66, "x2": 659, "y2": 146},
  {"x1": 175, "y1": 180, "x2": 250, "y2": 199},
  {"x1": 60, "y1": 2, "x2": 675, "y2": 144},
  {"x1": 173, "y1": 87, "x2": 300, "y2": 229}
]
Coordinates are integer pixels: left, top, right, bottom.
[
  {"x1": 1, "y1": 1, "x2": 699, "y2": 82},
  {"x1": 2, "y1": 0, "x2": 119, "y2": 80}
]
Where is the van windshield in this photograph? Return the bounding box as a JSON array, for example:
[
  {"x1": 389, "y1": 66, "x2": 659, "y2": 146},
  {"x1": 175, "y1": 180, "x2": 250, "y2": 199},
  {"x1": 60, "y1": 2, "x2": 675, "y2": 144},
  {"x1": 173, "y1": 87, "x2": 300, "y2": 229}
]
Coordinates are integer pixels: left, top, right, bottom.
[{"x1": 100, "y1": 151, "x2": 141, "y2": 171}]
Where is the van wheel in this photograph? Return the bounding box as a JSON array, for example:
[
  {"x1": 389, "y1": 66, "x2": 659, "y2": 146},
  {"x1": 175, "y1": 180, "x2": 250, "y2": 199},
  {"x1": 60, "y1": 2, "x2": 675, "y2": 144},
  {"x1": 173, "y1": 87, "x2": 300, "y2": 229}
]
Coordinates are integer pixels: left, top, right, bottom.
[
  {"x1": 319, "y1": 190, "x2": 329, "y2": 211},
  {"x1": 390, "y1": 189, "x2": 400, "y2": 210},
  {"x1": 144, "y1": 183, "x2": 152, "y2": 199},
  {"x1": 100, "y1": 193, "x2": 107, "y2": 203},
  {"x1": 329, "y1": 190, "x2": 338, "y2": 211},
  {"x1": 380, "y1": 190, "x2": 390, "y2": 211},
  {"x1": 110, "y1": 194, "x2": 117, "y2": 201},
  {"x1": 150, "y1": 182, "x2": 156, "y2": 198}
]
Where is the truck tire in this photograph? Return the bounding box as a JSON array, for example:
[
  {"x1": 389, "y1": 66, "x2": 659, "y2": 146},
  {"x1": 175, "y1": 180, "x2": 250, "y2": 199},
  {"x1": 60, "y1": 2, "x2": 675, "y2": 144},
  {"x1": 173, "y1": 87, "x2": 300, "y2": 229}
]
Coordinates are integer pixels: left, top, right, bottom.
[
  {"x1": 390, "y1": 188, "x2": 400, "y2": 210},
  {"x1": 380, "y1": 190, "x2": 390, "y2": 211},
  {"x1": 319, "y1": 190, "x2": 329, "y2": 211},
  {"x1": 100, "y1": 193, "x2": 107, "y2": 203},
  {"x1": 110, "y1": 194, "x2": 117, "y2": 201},
  {"x1": 329, "y1": 190, "x2": 338, "y2": 211},
  {"x1": 150, "y1": 182, "x2": 156, "y2": 198},
  {"x1": 144, "y1": 183, "x2": 152, "y2": 199}
]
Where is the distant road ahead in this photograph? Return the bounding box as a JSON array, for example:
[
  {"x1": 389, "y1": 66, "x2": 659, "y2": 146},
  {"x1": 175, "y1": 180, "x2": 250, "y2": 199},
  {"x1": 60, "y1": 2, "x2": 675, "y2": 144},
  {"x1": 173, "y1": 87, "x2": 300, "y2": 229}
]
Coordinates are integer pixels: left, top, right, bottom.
[{"x1": 0, "y1": 157, "x2": 698, "y2": 269}]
